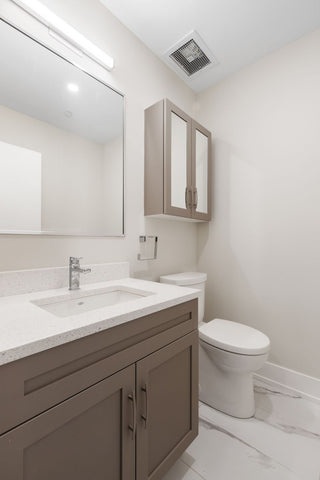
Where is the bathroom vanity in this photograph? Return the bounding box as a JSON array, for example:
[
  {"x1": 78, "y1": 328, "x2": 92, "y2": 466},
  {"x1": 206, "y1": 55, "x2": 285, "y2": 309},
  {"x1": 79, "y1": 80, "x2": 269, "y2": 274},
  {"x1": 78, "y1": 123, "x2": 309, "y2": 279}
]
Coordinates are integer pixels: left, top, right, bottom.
[{"x1": 0, "y1": 267, "x2": 199, "y2": 480}]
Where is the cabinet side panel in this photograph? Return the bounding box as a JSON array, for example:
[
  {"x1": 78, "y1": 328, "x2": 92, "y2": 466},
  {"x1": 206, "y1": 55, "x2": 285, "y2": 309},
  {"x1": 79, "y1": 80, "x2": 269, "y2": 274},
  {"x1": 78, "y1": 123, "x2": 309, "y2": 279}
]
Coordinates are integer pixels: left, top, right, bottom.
[{"x1": 144, "y1": 101, "x2": 164, "y2": 215}]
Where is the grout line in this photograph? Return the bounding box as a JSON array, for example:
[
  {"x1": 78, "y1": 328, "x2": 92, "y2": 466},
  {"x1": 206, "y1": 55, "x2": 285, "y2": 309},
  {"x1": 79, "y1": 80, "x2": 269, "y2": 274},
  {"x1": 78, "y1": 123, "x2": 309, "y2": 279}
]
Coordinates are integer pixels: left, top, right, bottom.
[{"x1": 179, "y1": 457, "x2": 207, "y2": 480}]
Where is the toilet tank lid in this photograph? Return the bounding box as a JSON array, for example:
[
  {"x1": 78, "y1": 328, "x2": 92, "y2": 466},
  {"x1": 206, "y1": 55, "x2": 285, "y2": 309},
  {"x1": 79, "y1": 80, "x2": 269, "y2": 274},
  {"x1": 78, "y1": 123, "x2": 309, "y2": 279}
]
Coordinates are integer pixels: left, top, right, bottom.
[
  {"x1": 160, "y1": 272, "x2": 207, "y2": 286},
  {"x1": 199, "y1": 319, "x2": 270, "y2": 355}
]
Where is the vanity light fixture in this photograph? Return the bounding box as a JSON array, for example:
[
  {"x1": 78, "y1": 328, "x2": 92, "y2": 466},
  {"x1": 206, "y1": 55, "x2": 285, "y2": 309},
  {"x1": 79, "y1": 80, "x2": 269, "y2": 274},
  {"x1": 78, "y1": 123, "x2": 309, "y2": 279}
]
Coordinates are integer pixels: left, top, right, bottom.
[
  {"x1": 11, "y1": 0, "x2": 115, "y2": 70},
  {"x1": 67, "y1": 83, "x2": 79, "y2": 93}
]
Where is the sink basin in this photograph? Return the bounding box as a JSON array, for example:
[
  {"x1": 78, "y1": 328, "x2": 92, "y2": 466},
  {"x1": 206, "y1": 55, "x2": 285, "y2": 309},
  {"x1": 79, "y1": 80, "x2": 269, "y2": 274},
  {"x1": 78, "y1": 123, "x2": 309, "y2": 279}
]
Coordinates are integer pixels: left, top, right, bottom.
[{"x1": 32, "y1": 286, "x2": 153, "y2": 318}]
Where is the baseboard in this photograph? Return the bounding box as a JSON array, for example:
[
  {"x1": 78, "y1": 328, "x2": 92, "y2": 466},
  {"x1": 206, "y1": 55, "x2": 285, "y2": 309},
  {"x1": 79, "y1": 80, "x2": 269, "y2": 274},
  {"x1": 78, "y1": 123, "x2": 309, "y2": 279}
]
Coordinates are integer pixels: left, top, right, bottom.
[{"x1": 254, "y1": 361, "x2": 320, "y2": 403}]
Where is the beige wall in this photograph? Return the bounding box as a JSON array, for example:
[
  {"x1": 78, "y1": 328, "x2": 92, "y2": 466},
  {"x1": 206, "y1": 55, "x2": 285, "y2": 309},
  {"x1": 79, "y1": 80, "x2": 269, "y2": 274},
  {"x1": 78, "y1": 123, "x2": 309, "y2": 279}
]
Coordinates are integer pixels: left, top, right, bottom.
[
  {"x1": 0, "y1": 0, "x2": 198, "y2": 278},
  {"x1": 196, "y1": 29, "x2": 320, "y2": 378}
]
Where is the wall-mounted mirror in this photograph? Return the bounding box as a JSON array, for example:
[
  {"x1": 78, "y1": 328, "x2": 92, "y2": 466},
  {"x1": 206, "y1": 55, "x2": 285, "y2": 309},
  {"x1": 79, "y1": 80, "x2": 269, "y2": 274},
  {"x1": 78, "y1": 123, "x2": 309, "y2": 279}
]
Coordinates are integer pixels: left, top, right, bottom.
[{"x1": 0, "y1": 20, "x2": 124, "y2": 236}]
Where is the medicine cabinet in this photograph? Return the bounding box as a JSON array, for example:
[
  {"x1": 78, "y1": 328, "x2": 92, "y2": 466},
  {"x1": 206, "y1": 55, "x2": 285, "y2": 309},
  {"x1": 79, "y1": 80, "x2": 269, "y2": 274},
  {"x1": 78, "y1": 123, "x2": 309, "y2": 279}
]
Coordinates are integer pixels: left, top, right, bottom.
[{"x1": 145, "y1": 99, "x2": 211, "y2": 222}]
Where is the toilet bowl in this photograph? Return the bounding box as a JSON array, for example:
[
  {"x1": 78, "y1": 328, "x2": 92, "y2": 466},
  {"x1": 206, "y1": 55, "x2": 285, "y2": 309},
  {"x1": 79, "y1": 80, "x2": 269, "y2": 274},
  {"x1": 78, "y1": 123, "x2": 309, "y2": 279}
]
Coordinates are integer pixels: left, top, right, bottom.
[
  {"x1": 199, "y1": 319, "x2": 270, "y2": 418},
  {"x1": 160, "y1": 272, "x2": 271, "y2": 419}
]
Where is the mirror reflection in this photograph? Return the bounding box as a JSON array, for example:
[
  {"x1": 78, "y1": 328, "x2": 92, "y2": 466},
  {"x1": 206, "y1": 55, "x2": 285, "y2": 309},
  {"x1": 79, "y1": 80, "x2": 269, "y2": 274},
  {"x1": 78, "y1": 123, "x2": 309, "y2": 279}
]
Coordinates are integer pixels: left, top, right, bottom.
[{"x1": 0, "y1": 20, "x2": 124, "y2": 236}]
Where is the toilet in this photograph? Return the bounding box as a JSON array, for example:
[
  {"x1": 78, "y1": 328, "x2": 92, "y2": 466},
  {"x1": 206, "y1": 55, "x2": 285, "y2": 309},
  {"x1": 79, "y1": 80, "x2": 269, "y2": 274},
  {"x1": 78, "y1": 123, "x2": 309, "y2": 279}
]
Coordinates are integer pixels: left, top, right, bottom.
[{"x1": 160, "y1": 272, "x2": 270, "y2": 419}]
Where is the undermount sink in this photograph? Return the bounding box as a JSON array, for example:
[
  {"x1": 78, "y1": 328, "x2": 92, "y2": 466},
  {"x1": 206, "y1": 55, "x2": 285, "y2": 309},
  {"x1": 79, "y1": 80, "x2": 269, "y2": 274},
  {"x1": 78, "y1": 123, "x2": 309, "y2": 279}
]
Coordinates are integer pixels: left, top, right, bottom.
[{"x1": 32, "y1": 286, "x2": 154, "y2": 318}]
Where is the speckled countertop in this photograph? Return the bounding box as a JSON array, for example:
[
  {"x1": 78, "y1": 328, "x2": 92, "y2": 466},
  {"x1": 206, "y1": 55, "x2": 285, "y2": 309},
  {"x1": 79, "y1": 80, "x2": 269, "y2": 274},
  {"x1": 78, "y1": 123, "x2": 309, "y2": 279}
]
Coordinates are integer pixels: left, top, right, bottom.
[{"x1": 0, "y1": 277, "x2": 199, "y2": 366}]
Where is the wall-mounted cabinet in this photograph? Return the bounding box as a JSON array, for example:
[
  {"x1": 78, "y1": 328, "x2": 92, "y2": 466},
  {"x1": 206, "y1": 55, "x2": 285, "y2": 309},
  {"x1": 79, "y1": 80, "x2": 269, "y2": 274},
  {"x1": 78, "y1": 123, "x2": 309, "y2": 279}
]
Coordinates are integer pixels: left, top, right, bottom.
[{"x1": 145, "y1": 99, "x2": 212, "y2": 222}]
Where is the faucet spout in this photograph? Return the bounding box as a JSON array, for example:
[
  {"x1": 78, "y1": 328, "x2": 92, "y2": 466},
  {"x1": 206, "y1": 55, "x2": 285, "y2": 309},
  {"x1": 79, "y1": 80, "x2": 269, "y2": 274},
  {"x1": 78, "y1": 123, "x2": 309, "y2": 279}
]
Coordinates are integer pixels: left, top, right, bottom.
[{"x1": 72, "y1": 266, "x2": 91, "y2": 274}]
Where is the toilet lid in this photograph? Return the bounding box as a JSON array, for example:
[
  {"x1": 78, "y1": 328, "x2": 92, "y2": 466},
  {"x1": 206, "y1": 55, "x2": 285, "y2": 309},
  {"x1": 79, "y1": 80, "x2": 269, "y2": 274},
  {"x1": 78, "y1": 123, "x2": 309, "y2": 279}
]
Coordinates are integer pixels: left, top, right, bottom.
[
  {"x1": 199, "y1": 319, "x2": 270, "y2": 355},
  {"x1": 160, "y1": 272, "x2": 207, "y2": 286}
]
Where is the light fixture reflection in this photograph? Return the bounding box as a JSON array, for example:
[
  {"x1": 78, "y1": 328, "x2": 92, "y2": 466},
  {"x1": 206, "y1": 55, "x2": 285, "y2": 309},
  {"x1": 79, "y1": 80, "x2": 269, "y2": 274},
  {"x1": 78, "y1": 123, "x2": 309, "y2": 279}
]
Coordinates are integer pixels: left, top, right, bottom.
[
  {"x1": 12, "y1": 0, "x2": 115, "y2": 70},
  {"x1": 67, "y1": 83, "x2": 79, "y2": 93}
]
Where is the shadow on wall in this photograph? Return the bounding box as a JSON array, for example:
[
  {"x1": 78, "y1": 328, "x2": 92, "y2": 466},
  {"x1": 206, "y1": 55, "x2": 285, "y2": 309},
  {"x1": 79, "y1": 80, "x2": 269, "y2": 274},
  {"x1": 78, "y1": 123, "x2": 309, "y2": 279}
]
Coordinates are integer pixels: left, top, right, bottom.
[{"x1": 197, "y1": 138, "x2": 275, "y2": 357}]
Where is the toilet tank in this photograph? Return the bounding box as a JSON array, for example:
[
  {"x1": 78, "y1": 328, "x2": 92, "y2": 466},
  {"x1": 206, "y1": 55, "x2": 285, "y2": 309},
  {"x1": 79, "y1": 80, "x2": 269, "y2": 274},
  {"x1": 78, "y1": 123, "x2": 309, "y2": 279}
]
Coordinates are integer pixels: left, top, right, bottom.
[{"x1": 160, "y1": 272, "x2": 207, "y2": 324}]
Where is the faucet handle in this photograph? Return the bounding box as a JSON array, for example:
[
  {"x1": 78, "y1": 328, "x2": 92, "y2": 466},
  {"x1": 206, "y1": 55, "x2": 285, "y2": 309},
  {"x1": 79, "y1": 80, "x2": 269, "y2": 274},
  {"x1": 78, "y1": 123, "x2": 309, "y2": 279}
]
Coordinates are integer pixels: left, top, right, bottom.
[{"x1": 69, "y1": 256, "x2": 83, "y2": 264}]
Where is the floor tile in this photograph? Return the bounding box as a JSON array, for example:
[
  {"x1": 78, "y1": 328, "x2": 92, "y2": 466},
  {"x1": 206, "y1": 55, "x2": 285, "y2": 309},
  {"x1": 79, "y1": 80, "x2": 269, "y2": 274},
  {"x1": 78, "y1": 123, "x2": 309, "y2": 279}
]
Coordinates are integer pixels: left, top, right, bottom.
[
  {"x1": 163, "y1": 379, "x2": 320, "y2": 480},
  {"x1": 184, "y1": 412, "x2": 302, "y2": 480},
  {"x1": 254, "y1": 379, "x2": 320, "y2": 437},
  {"x1": 162, "y1": 459, "x2": 204, "y2": 480}
]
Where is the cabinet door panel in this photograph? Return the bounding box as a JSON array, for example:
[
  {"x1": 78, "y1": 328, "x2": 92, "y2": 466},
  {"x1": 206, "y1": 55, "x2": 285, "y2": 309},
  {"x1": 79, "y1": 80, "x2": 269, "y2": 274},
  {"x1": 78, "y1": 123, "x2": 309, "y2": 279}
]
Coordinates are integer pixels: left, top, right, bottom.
[
  {"x1": 0, "y1": 366, "x2": 135, "y2": 480},
  {"x1": 136, "y1": 331, "x2": 198, "y2": 480},
  {"x1": 170, "y1": 112, "x2": 188, "y2": 209},
  {"x1": 192, "y1": 120, "x2": 211, "y2": 221},
  {"x1": 164, "y1": 100, "x2": 192, "y2": 217}
]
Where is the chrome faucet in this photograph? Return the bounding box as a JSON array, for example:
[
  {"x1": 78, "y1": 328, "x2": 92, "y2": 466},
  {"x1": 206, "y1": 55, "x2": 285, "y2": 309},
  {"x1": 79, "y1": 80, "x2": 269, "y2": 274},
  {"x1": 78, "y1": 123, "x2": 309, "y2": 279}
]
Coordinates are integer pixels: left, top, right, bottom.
[{"x1": 69, "y1": 257, "x2": 91, "y2": 290}]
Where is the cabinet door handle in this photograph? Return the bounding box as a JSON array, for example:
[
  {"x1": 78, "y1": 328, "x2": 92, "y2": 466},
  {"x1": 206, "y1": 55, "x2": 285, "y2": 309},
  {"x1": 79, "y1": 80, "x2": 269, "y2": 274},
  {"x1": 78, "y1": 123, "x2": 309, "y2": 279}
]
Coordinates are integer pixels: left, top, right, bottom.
[
  {"x1": 185, "y1": 187, "x2": 192, "y2": 210},
  {"x1": 193, "y1": 187, "x2": 198, "y2": 209},
  {"x1": 141, "y1": 385, "x2": 148, "y2": 428},
  {"x1": 128, "y1": 392, "x2": 136, "y2": 439}
]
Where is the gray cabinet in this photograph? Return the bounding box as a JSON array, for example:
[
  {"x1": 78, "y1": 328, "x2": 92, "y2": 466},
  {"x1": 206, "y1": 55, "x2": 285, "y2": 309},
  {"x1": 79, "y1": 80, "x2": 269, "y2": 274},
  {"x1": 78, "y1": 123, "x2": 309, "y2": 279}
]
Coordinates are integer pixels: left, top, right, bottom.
[
  {"x1": 137, "y1": 332, "x2": 198, "y2": 480},
  {"x1": 0, "y1": 366, "x2": 135, "y2": 480},
  {"x1": 0, "y1": 300, "x2": 198, "y2": 480},
  {"x1": 145, "y1": 99, "x2": 211, "y2": 221}
]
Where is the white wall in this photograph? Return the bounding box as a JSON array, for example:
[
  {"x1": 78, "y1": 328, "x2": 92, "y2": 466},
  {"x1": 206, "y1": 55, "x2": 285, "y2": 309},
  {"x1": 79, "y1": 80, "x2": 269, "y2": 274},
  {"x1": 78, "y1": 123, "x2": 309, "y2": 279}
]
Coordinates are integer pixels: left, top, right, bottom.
[
  {"x1": 0, "y1": 140, "x2": 42, "y2": 231},
  {"x1": 2, "y1": 0, "x2": 317, "y2": 380},
  {"x1": 102, "y1": 135, "x2": 123, "y2": 235},
  {"x1": 0, "y1": 0, "x2": 198, "y2": 278},
  {"x1": 0, "y1": 104, "x2": 106, "y2": 234},
  {"x1": 196, "y1": 29, "x2": 320, "y2": 378}
]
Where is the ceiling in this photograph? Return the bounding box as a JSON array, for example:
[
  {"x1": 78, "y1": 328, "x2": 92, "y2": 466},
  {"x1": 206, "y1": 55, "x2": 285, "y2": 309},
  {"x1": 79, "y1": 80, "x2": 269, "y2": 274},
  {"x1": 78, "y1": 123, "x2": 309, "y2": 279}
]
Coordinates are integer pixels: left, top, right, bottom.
[{"x1": 100, "y1": 0, "x2": 320, "y2": 92}]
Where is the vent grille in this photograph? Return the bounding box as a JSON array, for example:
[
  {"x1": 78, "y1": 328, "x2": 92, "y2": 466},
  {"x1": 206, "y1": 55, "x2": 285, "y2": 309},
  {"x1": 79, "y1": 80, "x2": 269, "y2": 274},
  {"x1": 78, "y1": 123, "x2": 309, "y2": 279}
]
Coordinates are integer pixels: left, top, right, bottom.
[{"x1": 169, "y1": 39, "x2": 211, "y2": 76}]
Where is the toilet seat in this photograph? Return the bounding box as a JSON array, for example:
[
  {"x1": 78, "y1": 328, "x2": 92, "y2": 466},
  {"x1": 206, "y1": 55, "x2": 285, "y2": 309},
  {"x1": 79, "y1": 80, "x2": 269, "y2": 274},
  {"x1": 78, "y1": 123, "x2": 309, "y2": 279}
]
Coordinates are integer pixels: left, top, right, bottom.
[{"x1": 199, "y1": 318, "x2": 270, "y2": 356}]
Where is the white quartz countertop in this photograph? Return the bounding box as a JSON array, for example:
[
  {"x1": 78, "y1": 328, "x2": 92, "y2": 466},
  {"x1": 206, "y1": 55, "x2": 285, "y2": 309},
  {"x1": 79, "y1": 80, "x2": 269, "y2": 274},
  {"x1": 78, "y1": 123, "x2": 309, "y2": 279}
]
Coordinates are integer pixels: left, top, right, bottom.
[{"x1": 0, "y1": 278, "x2": 199, "y2": 366}]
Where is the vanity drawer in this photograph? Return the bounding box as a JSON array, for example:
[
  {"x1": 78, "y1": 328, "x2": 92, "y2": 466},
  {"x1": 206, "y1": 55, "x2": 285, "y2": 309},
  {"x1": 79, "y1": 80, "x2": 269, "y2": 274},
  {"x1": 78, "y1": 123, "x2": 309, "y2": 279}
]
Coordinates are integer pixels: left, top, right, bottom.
[{"x1": 0, "y1": 299, "x2": 197, "y2": 435}]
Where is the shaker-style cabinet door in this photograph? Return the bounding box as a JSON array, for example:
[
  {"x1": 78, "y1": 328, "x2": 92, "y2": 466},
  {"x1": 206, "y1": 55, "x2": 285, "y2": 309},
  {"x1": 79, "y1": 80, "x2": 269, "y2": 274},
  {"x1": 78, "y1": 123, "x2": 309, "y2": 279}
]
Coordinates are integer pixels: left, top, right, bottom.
[
  {"x1": 191, "y1": 119, "x2": 212, "y2": 221},
  {"x1": 0, "y1": 365, "x2": 135, "y2": 480},
  {"x1": 136, "y1": 331, "x2": 199, "y2": 480},
  {"x1": 164, "y1": 100, "x2": 193, "y2": 218}
]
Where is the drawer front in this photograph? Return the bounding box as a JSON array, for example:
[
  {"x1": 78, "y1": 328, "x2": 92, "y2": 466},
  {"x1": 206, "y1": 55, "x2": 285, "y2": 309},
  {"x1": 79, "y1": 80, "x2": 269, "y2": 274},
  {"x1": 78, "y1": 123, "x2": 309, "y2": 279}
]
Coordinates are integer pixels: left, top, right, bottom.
[{"x1": 0, "y1": 299, "x2": 197, "y2": 435}]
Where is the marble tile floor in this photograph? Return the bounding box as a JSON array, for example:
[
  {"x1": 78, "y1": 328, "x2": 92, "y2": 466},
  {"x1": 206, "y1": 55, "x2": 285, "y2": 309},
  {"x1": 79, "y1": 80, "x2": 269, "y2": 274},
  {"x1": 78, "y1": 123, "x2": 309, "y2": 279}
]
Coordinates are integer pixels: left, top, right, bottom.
[{"x1": 163, "y1": 379, "x2": 320, "y2": 480}]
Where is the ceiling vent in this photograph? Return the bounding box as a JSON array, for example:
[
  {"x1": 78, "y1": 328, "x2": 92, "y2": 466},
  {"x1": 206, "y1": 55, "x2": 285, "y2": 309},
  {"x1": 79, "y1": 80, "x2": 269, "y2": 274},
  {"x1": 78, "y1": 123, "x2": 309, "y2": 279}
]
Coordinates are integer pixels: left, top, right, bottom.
[{"x1": 165, "y1": 31, "x2": 217, "y2": 78}]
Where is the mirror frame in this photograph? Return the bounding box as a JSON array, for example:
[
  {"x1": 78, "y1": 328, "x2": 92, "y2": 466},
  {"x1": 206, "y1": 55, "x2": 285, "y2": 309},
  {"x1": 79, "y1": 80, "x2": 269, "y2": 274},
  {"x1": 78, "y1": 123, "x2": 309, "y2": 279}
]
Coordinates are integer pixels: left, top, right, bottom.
[{"x1": 0, "y1": 19, "x2": 125, "y2": 237}]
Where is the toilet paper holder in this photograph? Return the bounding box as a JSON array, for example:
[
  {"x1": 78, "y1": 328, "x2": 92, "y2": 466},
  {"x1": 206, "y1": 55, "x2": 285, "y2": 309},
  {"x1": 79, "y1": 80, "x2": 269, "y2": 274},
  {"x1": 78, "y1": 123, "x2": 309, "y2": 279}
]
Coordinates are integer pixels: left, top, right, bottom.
[{"x1": 137, "y1": 235, "x2": 158, "y2": 261}]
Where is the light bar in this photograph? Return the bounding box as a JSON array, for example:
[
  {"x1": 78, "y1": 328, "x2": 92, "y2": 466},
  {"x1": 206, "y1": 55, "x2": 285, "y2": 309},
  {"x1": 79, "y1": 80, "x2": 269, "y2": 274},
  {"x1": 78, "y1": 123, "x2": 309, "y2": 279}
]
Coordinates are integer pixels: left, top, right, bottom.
[{"x1": 11, "y1": 0, "x2": 114, "y2": 70}]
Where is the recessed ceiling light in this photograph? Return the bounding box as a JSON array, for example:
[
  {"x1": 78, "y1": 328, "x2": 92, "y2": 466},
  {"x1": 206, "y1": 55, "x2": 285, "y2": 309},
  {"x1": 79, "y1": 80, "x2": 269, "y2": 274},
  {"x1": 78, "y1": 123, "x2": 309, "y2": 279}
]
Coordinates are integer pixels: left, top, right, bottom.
[{"x1": 67, "y1": 83, "x2": 79, "y2": 93}]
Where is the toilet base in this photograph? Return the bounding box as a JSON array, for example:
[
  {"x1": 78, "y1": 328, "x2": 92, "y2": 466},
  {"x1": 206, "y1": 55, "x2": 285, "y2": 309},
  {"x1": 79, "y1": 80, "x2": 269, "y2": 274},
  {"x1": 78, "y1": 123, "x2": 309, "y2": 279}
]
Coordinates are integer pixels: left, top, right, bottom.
[
  {"x1": 199, "y1": 371, "x2": 255, "y2": 418},
  {"x1": 199, "y1": 342, "x2": 258, "y2": 419}
]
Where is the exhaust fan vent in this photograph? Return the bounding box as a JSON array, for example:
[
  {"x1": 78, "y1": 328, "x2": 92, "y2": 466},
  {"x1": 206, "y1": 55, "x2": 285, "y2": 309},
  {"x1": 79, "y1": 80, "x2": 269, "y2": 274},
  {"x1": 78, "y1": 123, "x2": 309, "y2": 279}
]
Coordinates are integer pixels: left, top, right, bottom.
[
  {"x1": 170, "y1": 38, "x2": 211, "y2": 76},
  {"x1": 165, "y1": 31, "x2": 217, "y2": 79}
]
